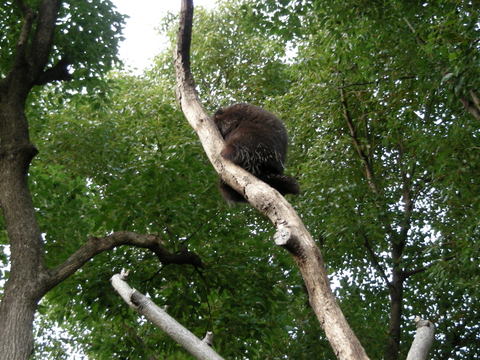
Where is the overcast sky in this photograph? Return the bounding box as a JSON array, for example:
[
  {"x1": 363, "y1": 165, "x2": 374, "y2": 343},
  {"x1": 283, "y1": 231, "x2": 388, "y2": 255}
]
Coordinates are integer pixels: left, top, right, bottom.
[{"x1": 113, "y1": 0, "x2": 217, "y2": 71}]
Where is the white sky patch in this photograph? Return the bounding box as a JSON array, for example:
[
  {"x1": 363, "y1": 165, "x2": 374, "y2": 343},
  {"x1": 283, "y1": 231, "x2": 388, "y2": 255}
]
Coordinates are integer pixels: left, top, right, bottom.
[{"x1": 113, "y1": 0, "x2": 217, "y2": 71}]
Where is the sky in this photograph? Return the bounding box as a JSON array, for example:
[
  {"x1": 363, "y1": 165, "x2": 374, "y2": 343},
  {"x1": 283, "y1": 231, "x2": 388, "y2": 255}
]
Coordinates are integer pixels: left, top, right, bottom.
[{"x1": 113, "y1": 0, "x2": 217, "y2": 71}]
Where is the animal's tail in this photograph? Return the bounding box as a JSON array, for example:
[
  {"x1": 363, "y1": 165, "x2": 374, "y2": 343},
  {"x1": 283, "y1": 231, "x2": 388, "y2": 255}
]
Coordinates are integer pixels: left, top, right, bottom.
[
  {"x1": 219, "y1": 180, "x2": 247, "y2": 203},
  {"x1": 261, "y1": 174, "x2": 300, "y2": 196}
]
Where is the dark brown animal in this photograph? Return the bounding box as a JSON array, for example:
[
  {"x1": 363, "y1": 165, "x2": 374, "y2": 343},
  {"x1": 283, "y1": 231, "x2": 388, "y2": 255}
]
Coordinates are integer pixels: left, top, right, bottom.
[{"x1": 213, "y1": 103, "x2": 300, "y2": 202}]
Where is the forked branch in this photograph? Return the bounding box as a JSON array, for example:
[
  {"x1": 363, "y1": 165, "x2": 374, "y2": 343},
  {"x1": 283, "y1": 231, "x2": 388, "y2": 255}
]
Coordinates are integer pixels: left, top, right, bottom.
[
  {"x1": 173, "y1": 1, "x2": 369, "y2": 359},
  {"x1": 45, "y1": 231, "x2": 203, "y2": 291}
]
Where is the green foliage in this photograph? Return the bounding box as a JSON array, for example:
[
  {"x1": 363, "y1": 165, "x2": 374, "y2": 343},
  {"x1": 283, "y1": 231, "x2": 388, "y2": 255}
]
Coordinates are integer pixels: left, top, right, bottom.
[
  {"x1": 28, "y1": 70, "x2": 314, "y2": 358},
  {"x1": 0, "y1": 0, "x2": 125, "y2": 88},
  {"x1": 8, "y1": 0, "x2": 480, "y2": 359},
  {"x1": 158, "y1": 1, "x2": 293, "y2": 109},
  {"x1": 257, "y1": 0, "x2": 480, "y2": 358}
]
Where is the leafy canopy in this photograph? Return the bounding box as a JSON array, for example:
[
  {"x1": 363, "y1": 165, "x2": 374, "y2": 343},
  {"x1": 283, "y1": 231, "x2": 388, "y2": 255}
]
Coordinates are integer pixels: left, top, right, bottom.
[{"x1": 2, "y1": 0, "x2": 478, "y2": 359}]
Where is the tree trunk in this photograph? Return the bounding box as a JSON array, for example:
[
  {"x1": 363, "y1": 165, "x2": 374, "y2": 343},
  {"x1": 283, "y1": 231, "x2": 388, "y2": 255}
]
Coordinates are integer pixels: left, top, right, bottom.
[
  {"x1": 384, "y1": 271, "x2": 404, "y2": 360},
  {"x1": 0, "y1": 293, "x2": 39, "y2": 359},
  {"x1": 0, "y1": 97, "x2": 45, "y2": 359}
]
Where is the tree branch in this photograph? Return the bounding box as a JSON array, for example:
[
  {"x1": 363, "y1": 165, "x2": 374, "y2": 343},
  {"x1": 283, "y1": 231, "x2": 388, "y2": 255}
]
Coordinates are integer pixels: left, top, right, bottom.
[
  {"x1": 111, "y1": 270, "x2": 224, "y2": 360},
  {"x1": 34, "y1": 57, "x2": 73, "y2": 85},
  {"x1": 362, "y1": 233, "x2": 391, "y2": 286},
  {"x1": 6, "y1": 0, "x2": 61, "y2": 97},
  {"x1": 460, "y1": 90, "x2": 480, "y2": 121},
  {"x1": 174, "y1": 1, "x2": 370, "y2": 359},
  {"x1": 406, "y1": 317, "x2": 435, "y2": 360},
  {"x1": 29, "y1": 0, "x2": 61, "y2": 79},
  {"x1": 13, "y1": 1, "x2": 35, "y2": 68},
  {"x1": 44, "y1": 231, "x2": 203, "y2": 291},
  {"x1": 402, "y1": 17, "x2": 426, "y2": 45},
  {"x1": 403, "y1": 255, "x2": 455, "y2": 278},
  {"x1": 339, "y1": 75, "x2": 416, "y2": 89},
  {"x1": 340, "y1": 88, "x2": 378, "y2": 194},
  {"x1": 396, "y1": 144, "x2": 414, "y2": 257},
  {"x1": 470, "y1": 89, "x2": 480, "y2": 109},
  {"x1": 15, "y1": 0, "x2": 30, "y2": 15}
]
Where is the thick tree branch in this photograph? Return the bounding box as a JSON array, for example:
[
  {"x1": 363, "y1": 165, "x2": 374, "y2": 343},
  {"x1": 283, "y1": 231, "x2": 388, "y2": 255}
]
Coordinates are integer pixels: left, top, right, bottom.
[
  {"x1": 13, "y1": 2, "x2": 35, "y2": 69},
  {"x1": 15, "y1": 0, "x2": 30, "y2": 15},
  {"x1": 6, "y1": 0, "x2": 61, "y2": 99},
  {"x1": 406, "y1": 317, "x2": 435, "y2": 360},
  {"x1": 44, "y1": 231, "x2": 203, "y2": 291},
  {"x1": 29, "y1": 0, "x2": 61, "y2": 80},
  {"x1": 174, "y1": 1, "x2": 369, "y2": 359},
  {"x1": 34, "y1": 57, "x2": 72, "y2": 85}
]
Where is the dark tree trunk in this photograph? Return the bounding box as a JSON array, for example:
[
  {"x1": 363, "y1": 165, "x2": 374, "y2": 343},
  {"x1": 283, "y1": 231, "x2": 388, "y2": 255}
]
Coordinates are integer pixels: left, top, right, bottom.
[
  {"x1": 0, "y1": 2, "x2": 205, "y2": 359},
  {"x1": 0, "y1": 76, "x2": 205, "y2": 359},
  {"x1": 0, "y1": 1, "x2": 60, "y2": 356},
  {"x1": 0, "y1": 92, "x2": 46, "y2": 359},
  {"x1": 0, "y1": 293, "x2": 39, "y2": 359},
  {"x1": 385, "y1": 273, "x2": 404, "y2": 360},
  {"x1": 384, "y1": 220, "x2": 407, "y2": 360}
]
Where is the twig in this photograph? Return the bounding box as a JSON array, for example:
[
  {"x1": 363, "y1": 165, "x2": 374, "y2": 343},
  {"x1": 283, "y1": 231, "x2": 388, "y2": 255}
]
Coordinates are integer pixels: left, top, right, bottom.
[
  {"x1": 340, "y1": 88, "x2": 378, "y2": 193},
  {"x1": 403, "y1": 17, "x2": 426, "y2": 44},
  {"x1": 362, "y1": 233, "x2": 390, "y2": 286}
]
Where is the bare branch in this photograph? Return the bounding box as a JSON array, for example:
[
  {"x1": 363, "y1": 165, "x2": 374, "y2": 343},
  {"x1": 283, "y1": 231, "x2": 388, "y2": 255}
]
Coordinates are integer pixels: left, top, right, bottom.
[
  {"x1": 111, "y1": 271, "x2": 224, "y2": 360},
  {"x1": 362, "y1": 233, "x2": 391, "y2": 286},
  {"x1": 403, "y1": 255, "x2": 455, "y2": 278},
  {"x1": 402, "y1": 17, "x2": 426, "y2": 44},
  {"x1": 406, "y1": 317, "x2": 435, "y2": 360},
  {"x1": 397, "y1": 145, "x2": 414, "y2": 254},
  {"x1": 45, "y1": 232, "x2": 203, "y2": 291},
  {"x1": 174, "y1": 1, "x2": 370, "y2": 359},
  {"x1": 339, "y1": 75, "x2": 416, "y2": 89},
  {"x1": 202, "y1": 331, "x2": 214, "y2": 347}
]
